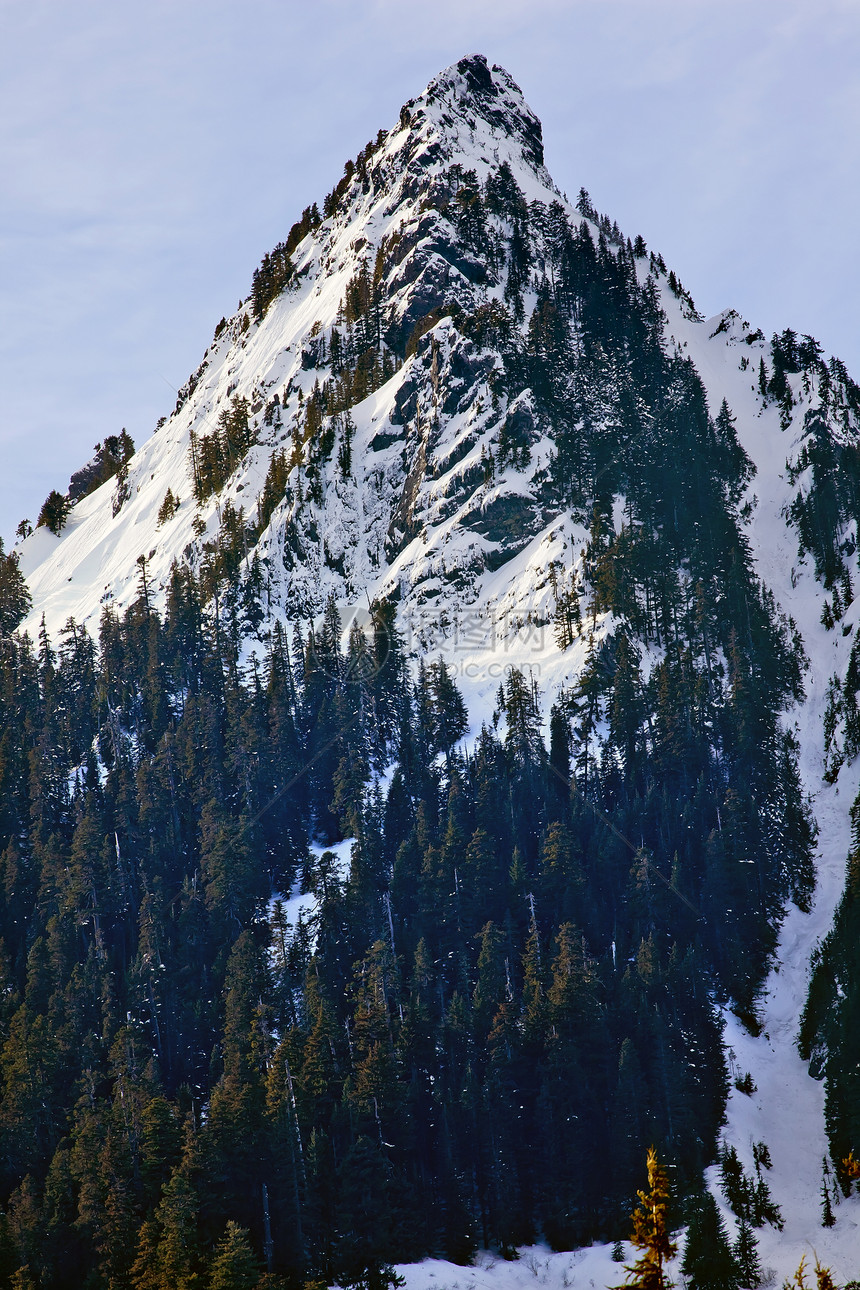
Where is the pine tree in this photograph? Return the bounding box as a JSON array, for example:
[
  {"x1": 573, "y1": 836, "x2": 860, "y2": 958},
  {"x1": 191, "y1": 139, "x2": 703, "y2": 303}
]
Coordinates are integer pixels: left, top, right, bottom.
[
  {"x1": 129, "y1": 1220, "x2": 162, "y2": 1290},
  {"x1": 36, "y1": 490, "x2": 70, "y2": 535},
  {"x1": 732, "y1": 1217, "x2": 761, "y2": 1288},
  {"x1": 620, "y1": 1147, "x2": 678, "y2": 1289},
  {"x1": 209, "y1": 1221, "x2": 261, "y2": 1290},
  {"x1": 0, "y1": 542, "x2": 31, "y2": 635},
  {"x1": 427, "y1": 659, "x2": 468, "y2": 758},
  {"x1": 147, "y1": 1174, "x2": 203, "y2": 1290},
  {"x1": 681, "y1": 1191, "x2": 739, "y2": 1289},
  {"x1": 820, "y1": 1156, "x2": 836, "y2": 1227}
]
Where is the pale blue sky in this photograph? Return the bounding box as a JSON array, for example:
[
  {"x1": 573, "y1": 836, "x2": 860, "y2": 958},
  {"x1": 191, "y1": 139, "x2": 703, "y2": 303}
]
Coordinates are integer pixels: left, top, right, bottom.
[{"x1": 2, "y1": 0, "x2": 859, "y2": 541}]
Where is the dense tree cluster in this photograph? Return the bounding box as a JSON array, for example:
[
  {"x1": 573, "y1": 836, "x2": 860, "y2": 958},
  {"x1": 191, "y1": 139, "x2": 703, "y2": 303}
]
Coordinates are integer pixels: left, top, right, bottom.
[
  {"x1": 420, "y1": 163, "x2": 817, "y2": 1004},
  {"x1": 250, "y1": 205, "x2": 321, "y2": 323},
  {"x1": 0, "y1": 543, "x2": 30, "y2": 636},
  {"x1": 68, "y1": 432, "x2": 136, "y2": 505},
  {"x1": 0, "y1": 490, "x2": 816, "y2": 1286},
  {"x1": 35, "y1": 491, "x2": 71, "y2": 537},
  {"x1": 251, "y1": 244, "x2": 296, "y2": 324},
  {"x1": 190, "y1": 397, "x2": 256, "y2": 504}
]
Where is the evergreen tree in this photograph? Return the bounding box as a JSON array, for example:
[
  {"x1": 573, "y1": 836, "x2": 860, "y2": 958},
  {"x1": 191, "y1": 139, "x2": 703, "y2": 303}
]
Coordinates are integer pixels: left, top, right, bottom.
[
  {"x1": 36, "y1": 491, "x2": 70, "y2": 536},
  {"x1": 0, "y1": 542, "x2": 31, "y2": 635},
  {"x1": 620, "y1": 1147, "x2": 678, "y2": 1289},
  {"x1": 209, "y1": 1221, "x2": 261, "y2": 1290},
  {"x1": 134, "y1": 1174, "x2": 203, "y2": 1290},
  {"x1": 732, "y1": 1218, "x2": 762, "y2": 1288},
  {"x1": 681, "y1": 1192, "x2": 740, "y2": 1289}
]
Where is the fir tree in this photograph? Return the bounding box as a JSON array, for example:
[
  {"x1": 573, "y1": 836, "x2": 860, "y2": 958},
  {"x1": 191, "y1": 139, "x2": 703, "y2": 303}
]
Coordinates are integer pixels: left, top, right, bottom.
[
  {"x1": 36, "y1": 490, "x2": 70, "y2": 536},
  {"x1": 681, "y1": 1192, "x2": 739, "y2": 1289},
  {"x1": 732, "y1": 1218, "x2": 762, "y2": 1288}
]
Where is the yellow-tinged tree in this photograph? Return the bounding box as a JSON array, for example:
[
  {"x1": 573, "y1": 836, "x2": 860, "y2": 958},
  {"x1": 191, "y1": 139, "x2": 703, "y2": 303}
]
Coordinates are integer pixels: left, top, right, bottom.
[
  {"x1": 783, "y1": 1253, "x2": 839, "y2": 1290},
  {"x1": 620, "y1": 1147, "x2": 677, "y2": 1289},
  {"x1": 209, "y1": 1221, "x2": 261, "y2": 1290},
  {"x1": 841, "y1": 1149, "x2": 860, "y2": 1191}
]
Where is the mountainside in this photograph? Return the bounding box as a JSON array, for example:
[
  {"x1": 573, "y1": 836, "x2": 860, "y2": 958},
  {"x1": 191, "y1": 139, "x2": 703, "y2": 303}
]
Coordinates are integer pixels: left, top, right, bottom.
[{"x1": 4, "y1": 52, "x2": 860, "y2": 1285}]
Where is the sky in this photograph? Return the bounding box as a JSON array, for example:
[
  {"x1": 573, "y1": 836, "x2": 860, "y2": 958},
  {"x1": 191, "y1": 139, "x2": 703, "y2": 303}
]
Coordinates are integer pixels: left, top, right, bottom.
[{"x1": 2, "y1": 0, "x2": 859, "y2": 543}]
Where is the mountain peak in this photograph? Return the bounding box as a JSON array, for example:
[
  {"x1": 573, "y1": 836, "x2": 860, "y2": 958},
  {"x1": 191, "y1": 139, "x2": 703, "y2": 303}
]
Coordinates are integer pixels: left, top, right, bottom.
[
  {"x1": 399, "y1": 53, "x2": 547, "y2": 179},
  {"x1": 10, "y1": 54, "x2": 860, "y2": 1280}
]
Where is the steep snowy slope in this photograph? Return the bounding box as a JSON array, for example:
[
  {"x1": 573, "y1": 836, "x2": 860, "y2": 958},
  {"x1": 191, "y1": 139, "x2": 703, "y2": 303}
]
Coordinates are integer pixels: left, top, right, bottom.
[
  {"x1": 17, "y1": 56, "x2": 562, "y2": 640},
  {"x1": 13, "y1": 53, "x2": 860, "y2": 1279},
  {"x1": 670, "y1": 308, "x2": 860, "y2": 1279}
]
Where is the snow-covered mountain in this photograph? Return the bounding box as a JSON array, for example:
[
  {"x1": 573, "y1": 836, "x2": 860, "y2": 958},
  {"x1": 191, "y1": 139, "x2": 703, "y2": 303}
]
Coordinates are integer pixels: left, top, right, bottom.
[{"x1": 13, "y1": 53, "x2": 860, "y2": 1280}]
